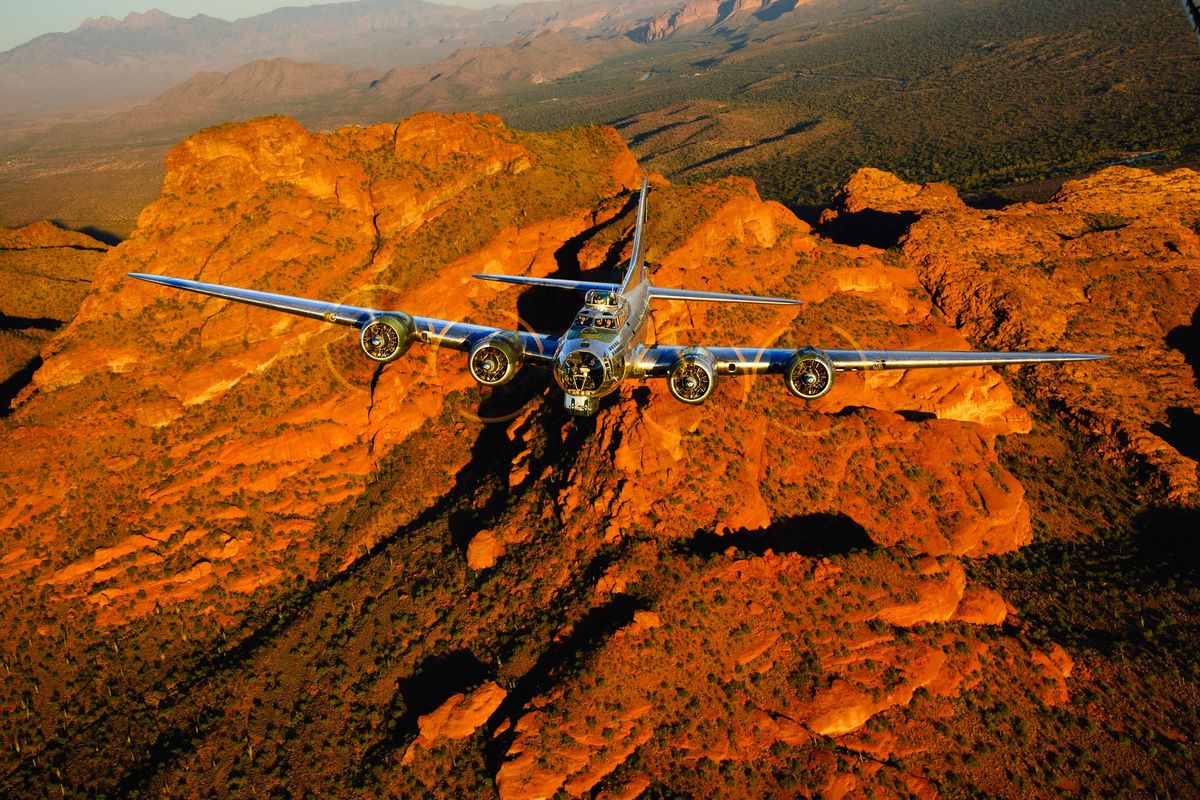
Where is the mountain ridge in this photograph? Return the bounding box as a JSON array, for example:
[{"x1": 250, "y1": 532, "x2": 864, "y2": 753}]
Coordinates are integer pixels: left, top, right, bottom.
[
  {"x1": 4, "y1": 0, "x2": 1197, "y2": 246},
  {"x1": 0, "y1": 0, "x2": 682, "y2": 116}
]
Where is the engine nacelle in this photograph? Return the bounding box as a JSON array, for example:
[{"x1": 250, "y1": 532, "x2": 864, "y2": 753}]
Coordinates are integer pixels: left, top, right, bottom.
[
  {"x1": 784, "y1": 347, "x2": 835, "y2": 399},
  {"x1": 359, "y1": 314, "x2": 415, "y2": 363},
  {"x1": 668, "y1": 346, "x2": 717, "y2": 404},
  {"x1": 468, "y1": 331, "x2": 525, "y2": 386}
]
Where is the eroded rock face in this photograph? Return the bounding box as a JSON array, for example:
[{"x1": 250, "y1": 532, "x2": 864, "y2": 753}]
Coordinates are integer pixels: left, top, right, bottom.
[
  {"x1": 403, "y1": 681, "x2": 507, "y2": 764},
  {"x1": 894, "y1": 165, "x2": 1200, "y2": 500},
  {"x1": 627, "y1": 0, "x2": 809, "y2": 41},
  {"x1": 3, "y1": 117, "x2": 1178, "y2": 799},
  {"x1": 0, "y1": 112, "x2": 639, "y2": 621},
  {"x1": 494, "y1": 550, "x2": 1038, "y2": 799},
  {"x1": 0, "y1": 222, "x2": 107, "y2": 408}
]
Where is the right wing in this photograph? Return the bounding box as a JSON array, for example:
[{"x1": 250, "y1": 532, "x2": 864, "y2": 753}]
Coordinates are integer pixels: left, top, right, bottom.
[
  {"x1": 634, "y1": 344, "x2": 1107, "y2": 376},
  {"x1": 647, "y1": 286, "x2": 802, "y2": 305},
  {"x1": 127, "y1": 272, "x2": 560, "y2": 363}
]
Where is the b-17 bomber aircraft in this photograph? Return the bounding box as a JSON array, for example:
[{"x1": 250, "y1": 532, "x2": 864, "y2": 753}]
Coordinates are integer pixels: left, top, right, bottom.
[{"x1": 129, "y1": 178, "x2": 1106, "y2": 417}]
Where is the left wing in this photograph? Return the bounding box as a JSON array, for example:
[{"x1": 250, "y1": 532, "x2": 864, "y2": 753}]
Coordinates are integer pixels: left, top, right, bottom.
[{"x1": 127, "y1": 272, "x2": 559, "y2": 363}]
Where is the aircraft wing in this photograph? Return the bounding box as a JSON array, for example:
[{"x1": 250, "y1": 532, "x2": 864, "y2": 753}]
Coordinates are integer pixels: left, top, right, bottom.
[
  {"x1": 648, "y1": 287, "x2": 802, "y2": 305},
  {"x1": 127, "y1": 272, "x2": 560, "y2": 363},
  {"x1": 471, "y1": 275, "x2": 802, "y2": 306},
  {"x1": 634, "y1": 344, "x2": 1108, "y2": 376}
]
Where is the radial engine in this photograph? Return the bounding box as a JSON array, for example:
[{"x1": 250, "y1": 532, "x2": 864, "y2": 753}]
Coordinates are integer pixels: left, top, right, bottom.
[
  {"x1": 359, "y1": 314, "x2": 416, "y2": 363},
  {"x1": 667, "y1": 346, "x2": 717, "y2": 404},
  {"x1": 468, "y1": 331, "x2": 526, "y2": 386},
  {"x1": 784, "y1": 347, "x2": 835, "y2": 399}
]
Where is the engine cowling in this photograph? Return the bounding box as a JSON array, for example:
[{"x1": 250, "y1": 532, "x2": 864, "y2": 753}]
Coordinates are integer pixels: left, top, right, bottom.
[
  {"x1": 784, "y1": 347, "x2": 835, "y2": 399},
  {"x1": 668, "y1": 346, "x2": 717, "y2": 404},
  {"x1": 359, "y1": 314, "x2": 415, "y2": 363},
  {"x1": 468, "y1": 331, "x2": 525, "y2": 386}
]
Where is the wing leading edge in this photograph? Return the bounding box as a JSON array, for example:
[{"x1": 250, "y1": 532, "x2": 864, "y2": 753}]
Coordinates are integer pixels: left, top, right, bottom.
[
  {"x1": 634, "y1": 345, "x2": 1107, "y2": 376},
  {"x1": 127, "y1": 272, "x2": 559, "y2": 363}
]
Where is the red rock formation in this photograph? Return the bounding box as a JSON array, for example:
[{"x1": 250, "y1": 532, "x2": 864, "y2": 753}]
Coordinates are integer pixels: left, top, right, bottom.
[
  {"x1": 0, "y1": 112, "x2": 639, "y2": 621},
  {"x1": 886, "y1": 165, "x2": 1200, "y2": 500},
  {"x1": 4, "y1": 116, "x2": 1187, "y2": 799},
  {"x1": 402, "y1": 681, "x2": 507, "y2": 764},
  {"x1": 0, "y1": 221, "x2": 107, "y2": 403},
  {"x1": 0, "y1": 221, "x2": 109, "y2": 251},
  {"x1": 827, "y1": 167, "x2": 967, "y2": 217},
  {"x1": 493, "y1": 548, "x2": 1050, "y2": 799}
]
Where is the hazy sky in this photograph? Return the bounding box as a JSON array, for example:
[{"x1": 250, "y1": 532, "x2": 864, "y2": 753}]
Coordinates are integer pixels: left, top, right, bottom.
[{"x1": 0, "y1": 1, "x2": 503, "y2": 53}]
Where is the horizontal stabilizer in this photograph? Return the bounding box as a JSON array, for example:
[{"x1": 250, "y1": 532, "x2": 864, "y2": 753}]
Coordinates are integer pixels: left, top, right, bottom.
[
  {"x1": 472, "y1": 274, "x2": 618, "y2": 292},
  {"x1": 648, "y1": 286, "x2": 802, "y2": 305}
]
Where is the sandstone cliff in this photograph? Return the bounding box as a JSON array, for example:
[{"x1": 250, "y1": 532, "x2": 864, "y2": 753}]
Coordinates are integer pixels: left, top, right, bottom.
[
  {"x1": 1, "y1": 114, "x2": 1195, "y2": 799},
  {"x1": 0, "y1": 221, "x2": 107, "y2": 412},
  {"x1": 829, "y1": 166, "x2": 1200, "y2": 501}
]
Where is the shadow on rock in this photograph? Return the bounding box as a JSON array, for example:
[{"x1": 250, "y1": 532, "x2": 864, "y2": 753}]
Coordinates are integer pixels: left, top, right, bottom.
[
  {"x1": 0, "y1": 314, "x2": 62, "y2": 333},
  {"x1": 470, "y1": 368, "x2": 552, "y2": 426},
  {"x1": 398, "y1": 650, "x2": 490, "y2": 720},
  {"x1": 1134, "y1": 505, "x2": 1200, "y2": 582},
  {"x1": 0, "y1": 355, "x2": 40, "y2": 416},
  {"x1": 1165, "y1": 304, "x2": 1200, "y2": 389},
  {"x1": 816, "y1": 209, "x2": 918, "y2": 249},
  {"x1": 1149, "y1": 406, "x2": 1200, "y2": 462},
  {"x1": 50, "y1": 219, "x2": 123, "y2": 247},
  {"x1": 683, "y1": 512, "x2": 877, "y2": 559}
]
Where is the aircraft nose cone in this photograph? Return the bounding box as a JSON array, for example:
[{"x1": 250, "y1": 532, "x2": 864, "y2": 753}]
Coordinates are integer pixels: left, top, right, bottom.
[
  {"x1": 683, "y1": 377, "x2": 697, "y2": 391},
  {"x1": 802, "y1": 372, "x2": 817, "y2": 385}
]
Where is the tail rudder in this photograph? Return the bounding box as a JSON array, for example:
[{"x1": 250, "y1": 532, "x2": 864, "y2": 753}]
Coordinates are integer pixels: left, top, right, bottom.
[{"x1": 619, "y1": 177, "x2": 650, "y2": 293}]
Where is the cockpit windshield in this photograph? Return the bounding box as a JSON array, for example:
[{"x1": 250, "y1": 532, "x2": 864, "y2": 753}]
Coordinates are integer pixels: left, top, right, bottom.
[
  {"x1": 584, "y1": 289, "x2": 619, "y2": 308},
  {"x1": 574, "y1": 312, "x2": 617, "y2": 329}
]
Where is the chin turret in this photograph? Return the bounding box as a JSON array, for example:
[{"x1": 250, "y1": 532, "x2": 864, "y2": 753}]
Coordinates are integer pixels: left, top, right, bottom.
[{"x1": 563, "y1": 394, "x2": 600, "y2": 417}]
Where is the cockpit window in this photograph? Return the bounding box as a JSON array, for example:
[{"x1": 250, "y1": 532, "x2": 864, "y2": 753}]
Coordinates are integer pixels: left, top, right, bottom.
[
  {"x1": 572, "y1": 311, "x2": 618, "y2": 332},
  {"x1": 584, "y1": 289, "x2": 619, "y2": 308}
]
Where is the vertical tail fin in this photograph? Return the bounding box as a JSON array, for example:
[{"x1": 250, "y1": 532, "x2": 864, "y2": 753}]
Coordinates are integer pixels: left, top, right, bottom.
[{"x1": 619, "y1": 177, "x2": 650, "y2": 293}]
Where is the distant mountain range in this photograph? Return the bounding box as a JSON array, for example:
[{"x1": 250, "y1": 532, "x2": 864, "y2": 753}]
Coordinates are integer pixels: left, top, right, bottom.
[
  {"x1": 98, "y1": 30, "x2": 637, "y2": 137},
  {"x1": 2, "y1": 0, "x2": 1198, "y2": 243},
  {"x1": 0, "y1": 0, "x2": 686, "y2": 117}
]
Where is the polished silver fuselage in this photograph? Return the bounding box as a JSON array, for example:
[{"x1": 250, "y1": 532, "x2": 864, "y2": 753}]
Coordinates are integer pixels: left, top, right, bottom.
[{"x1": 552, "y1": 280, "x2": 652, "y2": 413}]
